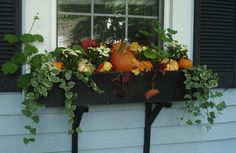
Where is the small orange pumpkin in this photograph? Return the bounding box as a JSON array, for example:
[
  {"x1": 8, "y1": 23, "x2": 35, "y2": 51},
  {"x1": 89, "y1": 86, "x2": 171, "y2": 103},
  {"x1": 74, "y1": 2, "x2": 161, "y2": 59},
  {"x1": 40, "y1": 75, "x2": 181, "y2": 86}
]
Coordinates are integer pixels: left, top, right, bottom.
[
  {"x1": 52, "y1": 61, "x2": 64, "y2": 70},
  {"x1": 178, "y1": 58, "x2": 193, "y2": 69},
  {"x1": 110, "y1": 42, "x2": 136, "y2": 72}
]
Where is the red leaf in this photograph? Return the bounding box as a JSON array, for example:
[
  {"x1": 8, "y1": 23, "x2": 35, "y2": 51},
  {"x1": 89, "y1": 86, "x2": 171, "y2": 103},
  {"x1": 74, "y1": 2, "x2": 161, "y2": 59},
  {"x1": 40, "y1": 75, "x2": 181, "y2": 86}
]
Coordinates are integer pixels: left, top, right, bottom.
[
  {"x1": 95, "y1": 64, "x2": 104, "y2": 73},
  {"x1": 144, "y1": 89, "x2": 160, "y2": 100}
]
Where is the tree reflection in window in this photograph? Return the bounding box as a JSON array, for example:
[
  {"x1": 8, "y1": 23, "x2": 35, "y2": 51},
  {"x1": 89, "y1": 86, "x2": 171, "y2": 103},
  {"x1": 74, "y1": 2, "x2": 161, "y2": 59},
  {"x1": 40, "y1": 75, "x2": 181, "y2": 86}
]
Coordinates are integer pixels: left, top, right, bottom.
[{"x1": 58, "y1": 0, "x2": 160, "y2": 47}]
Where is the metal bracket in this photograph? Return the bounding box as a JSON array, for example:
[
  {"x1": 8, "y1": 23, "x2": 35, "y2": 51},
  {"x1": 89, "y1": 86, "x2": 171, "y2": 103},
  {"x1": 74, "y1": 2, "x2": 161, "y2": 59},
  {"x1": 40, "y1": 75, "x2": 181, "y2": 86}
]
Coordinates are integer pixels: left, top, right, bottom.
[
  {"x1": 143, "y1": 102, "x2": 172, "y2": 153},
  {"x1": 72, "y1": 105, "x2": 89, "y2": 153}
]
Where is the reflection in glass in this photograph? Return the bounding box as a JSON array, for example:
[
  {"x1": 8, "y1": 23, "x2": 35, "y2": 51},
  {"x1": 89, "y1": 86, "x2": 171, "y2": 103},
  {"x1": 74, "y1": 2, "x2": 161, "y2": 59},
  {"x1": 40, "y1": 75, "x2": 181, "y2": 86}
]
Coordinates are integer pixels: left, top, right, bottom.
[
  {"x1": 128, "y1": 18, "x2": 158, "y2": 46},
  {"x1": 58, "y1": 15, "x2": 91, "y2": 47},
  {"x1": 94, "y1": 17, "x2": 125, "y2": 43},
  {"x1": 94, "y1": 0, "x2": 125, "y2": 14},
  {"x1": 58, "y1": 0, "x2": 91, "y2": 13},
  {"x1": 128, "y1": 0, "x2": 158, "y2": 16}
]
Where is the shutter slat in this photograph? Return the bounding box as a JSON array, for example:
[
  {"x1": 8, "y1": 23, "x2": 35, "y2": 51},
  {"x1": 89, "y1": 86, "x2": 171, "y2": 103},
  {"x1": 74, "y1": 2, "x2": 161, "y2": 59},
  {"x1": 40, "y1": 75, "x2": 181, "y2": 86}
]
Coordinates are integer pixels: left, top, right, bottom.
[{"x1": 194, "y1": 0, "x2": 236, "y2": 88}]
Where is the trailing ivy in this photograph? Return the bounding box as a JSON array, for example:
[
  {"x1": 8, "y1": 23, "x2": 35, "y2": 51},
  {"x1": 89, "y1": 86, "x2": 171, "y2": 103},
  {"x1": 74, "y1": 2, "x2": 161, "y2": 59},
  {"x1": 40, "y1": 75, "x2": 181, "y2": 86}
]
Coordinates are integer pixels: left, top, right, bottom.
[
  {"x1": 182, "y1": 65, "x2": 226, "y2": 129},
  {"x1": 1, "y1": 14, "x2": 102, "y2": 144}
]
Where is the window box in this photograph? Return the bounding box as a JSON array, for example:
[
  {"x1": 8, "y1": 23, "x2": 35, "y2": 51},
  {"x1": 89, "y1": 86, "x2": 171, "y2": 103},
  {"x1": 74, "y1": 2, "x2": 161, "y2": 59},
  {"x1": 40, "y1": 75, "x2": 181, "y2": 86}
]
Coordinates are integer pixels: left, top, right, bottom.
[{"x1": 38, "y1": 71, "x2": 186, "y2": 107}]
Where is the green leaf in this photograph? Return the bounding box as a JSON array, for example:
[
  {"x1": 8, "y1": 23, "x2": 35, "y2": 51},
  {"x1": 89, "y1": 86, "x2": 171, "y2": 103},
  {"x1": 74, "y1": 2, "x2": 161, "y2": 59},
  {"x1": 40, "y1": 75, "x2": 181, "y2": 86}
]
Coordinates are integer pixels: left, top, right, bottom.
[
  {"x1": 67, "y1": 81, "x2": 75, "y2": 89},
  {"x1": 48, "y1": 75, "x2": 59, "y2": 83},
  {"x1": 17, "y1": 74, "x2": 31, "y2": 89},
  {"x1": 65, "y1": 92, "x2": 73, "y2": 99},
  {"x1": 42, "y1": 79, "x2": 53, "y2": 88},
  {"x1": 186, "y1": 120, "x2": 193, "y2": 125},
  {"x1": 32, "y1": 115, "x2": 40, "y2": 124},
  {"x1": 11, "y1": 53, "x2": 27, "y2": 66},
  {"x1": 38, "y1": 86, "x2": 47, "y2": 97},
  {"x1": 23, "y1": 138, "x2": 30, "y2": 144},
  {"x1": 30, "y1": 128, "x2": 36, "y2": 135},
  {"x1": 207, "y1": 117, "x2": 214, "y2": 124},
  {"x1": 30, "y1": 78, "x2": 38, "y2": 87},
  {"x1": 209, "y1": 111, "x2": 216, "y2": 118},
  {"x1": 76, "y1": 127, "x2": 82, "y2": 133},
  {"x1": 24, "y1": 44, "x2": 38, "y2": 56},
  {"x1": 144, "y1": 48, "x2": 158, "y2": 59},
  {"x1": 65, "y1": 70, "x2": 72, "y2": 80},
  {"x1": 22, "y1": 109, "x2": 32, "y2": 118},
  {"x1": 30, "y1": 54, "x2": 45, "y2": 68},
  {"x1": 26, "y1": 92, "x2": 36, "y2": 100},
  {"x1": 1, "y1": 62, "x2": 18, "y2": 74},
  {"x1": 33, "y1": 34, "x2": 44, "y2": 42},
  {"x1": 51, "y1": 68, "x2": 60, "y2": 75},
  {"x1": 195, "y1": 119, "x2": 201, "y2": 124},
  {"x1": 24, "y1": 125, "x2": 31, "y2": 130},
  {"x1": 68, "y1": 128, "x2": 74, "y2": 135},
  {"x1": 4, "y1": 34, "x2": 18, "y2": 43},
  {"x1": 20, "y1": 33, "x2": 35, "y2": 43}
]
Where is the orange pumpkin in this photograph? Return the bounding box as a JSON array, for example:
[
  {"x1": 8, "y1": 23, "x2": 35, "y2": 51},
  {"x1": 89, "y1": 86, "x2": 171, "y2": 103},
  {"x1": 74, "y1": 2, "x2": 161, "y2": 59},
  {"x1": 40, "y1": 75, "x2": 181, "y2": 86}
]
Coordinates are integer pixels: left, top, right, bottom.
[
  {"x1": 178, "y1": 58, "x2": 193, "y2": 69},
  {"x1": 110, "y1": 42, "x2": 136, "y2": 72},
  {"x1": 52, "y1": 61, "x2": 64, "y2": 70}
]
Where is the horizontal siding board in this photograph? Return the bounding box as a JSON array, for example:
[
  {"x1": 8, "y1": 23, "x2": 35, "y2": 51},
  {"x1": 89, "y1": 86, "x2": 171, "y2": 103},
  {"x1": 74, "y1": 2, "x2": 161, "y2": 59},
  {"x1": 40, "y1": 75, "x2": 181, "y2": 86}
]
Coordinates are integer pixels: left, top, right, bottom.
[
  {"x1": 1, "y1": 105, "x2": 236, "y2": 136},
  {"x1": 78, "y1": 138, "x2": 236, "y2": 153},
  {"x1": 0, "y1": 133, "x2": 70, "y2": 153}
]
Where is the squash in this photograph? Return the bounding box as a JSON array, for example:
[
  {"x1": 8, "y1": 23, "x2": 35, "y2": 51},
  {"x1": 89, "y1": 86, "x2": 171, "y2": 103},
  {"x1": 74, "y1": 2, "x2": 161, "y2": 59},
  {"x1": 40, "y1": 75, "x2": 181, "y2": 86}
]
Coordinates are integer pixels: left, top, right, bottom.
[
  {"x1": 161, "y1": 59, "x2": 179, "y2": 71},
  {"x1": 110, "y1": 42, "x2": 136, "y2": 72},
  {"x1": 178, "y1": 58, "x2": 193, "y2": 69},
  {"x1": 52, "y1": 61, "x2": 64, "y2": 70}
]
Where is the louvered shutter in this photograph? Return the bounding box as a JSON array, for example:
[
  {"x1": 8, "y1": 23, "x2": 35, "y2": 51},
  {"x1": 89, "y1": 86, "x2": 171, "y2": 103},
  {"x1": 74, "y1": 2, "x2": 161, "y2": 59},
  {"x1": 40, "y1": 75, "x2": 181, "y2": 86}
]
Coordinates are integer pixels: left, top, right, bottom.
[
  {"x1": 194, "y1": 0, "x2": 236, "y2": 88},
  {"x1": 0, "y1": 0, "x2": 21, "y2": 91}
]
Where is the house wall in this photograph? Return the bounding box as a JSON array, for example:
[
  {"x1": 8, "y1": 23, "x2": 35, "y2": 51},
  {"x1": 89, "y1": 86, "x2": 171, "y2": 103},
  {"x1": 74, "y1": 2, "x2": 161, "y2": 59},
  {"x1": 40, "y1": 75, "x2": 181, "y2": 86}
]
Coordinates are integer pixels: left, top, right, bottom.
[{"x1": 0, "y1": 0, "x2": 236, "y2": 153}]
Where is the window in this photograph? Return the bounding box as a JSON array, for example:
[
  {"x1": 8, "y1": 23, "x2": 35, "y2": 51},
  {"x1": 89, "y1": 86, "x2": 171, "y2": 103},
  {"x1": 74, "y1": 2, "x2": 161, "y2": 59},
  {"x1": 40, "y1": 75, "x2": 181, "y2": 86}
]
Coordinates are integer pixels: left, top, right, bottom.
[
  {"x1": 0, "y1": 0, "x2": 21, "y2": 92},
  {"x1": 194, "y1": 0, "x2": 236, "y2": 88},
  {"x1": 57, "y1": 0, "x2": 163, "y2": 47}
]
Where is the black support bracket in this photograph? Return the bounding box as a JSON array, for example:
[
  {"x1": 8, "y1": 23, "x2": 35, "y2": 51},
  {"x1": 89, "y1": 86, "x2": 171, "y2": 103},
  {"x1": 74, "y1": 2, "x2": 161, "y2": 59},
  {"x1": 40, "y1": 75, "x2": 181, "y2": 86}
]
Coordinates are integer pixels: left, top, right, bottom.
[
  {"x1": 143, "y1": 102, "x2": 172, "y2": 153},
  {"x1": 72, "y1": 105, "x2": 89, "y2": 153}
]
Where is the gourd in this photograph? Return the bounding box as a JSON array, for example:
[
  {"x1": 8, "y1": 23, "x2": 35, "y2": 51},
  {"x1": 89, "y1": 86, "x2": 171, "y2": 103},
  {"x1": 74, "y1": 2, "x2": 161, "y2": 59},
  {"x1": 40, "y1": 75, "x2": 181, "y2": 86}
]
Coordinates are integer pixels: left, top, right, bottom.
[
  {"x1": 52, "y1": 61, "x2": 64, "y2": 70},
  {"x1": 161, "y1": 59, "x2": 179, "y2": 71},
  {"x1": 110, "y1": 42, "x2": 136, "y2": 72},
  {"x1": 178, "y1": 58, "x2": 193, "y2": 69}
]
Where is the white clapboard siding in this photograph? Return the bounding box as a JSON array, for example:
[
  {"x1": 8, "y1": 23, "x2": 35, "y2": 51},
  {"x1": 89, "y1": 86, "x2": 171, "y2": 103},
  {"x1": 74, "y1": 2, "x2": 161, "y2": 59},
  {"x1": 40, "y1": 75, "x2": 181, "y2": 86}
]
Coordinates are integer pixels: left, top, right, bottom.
[{"x1": 0, "y1": 88, "x2": 236, "y2": 153}]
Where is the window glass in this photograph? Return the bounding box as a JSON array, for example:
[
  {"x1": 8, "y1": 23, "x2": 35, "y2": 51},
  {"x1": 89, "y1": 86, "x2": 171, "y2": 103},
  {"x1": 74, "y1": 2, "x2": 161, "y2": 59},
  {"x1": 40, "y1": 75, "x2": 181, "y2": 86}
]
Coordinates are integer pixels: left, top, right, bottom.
[
  {"x1": 128, "y1": 0, "x2": 158, "y2": 16},
  {"x1": 57, "y1": 0, "x2": 160, "y2": 47},
  {"x1": 58, "y1": 0, "x2": 91, "y2": 13}
]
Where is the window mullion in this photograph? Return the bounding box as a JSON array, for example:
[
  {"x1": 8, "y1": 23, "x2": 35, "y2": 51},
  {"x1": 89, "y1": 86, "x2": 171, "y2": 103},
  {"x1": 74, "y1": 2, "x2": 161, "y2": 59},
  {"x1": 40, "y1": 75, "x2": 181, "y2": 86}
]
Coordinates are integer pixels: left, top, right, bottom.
[
  {"x1": 125, "y1": 0, "x2": 128, "y2": 40},
  {"x1": 91, "y1": 0, "x2": 94, "y2": 39}
]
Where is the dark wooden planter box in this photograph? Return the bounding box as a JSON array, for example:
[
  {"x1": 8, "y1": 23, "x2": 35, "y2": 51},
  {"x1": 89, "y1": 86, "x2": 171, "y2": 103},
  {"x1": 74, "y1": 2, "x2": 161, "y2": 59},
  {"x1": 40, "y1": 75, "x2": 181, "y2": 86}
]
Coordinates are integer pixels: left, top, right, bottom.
[{"x1": 39, "y1": 71, "x2": 187, "y2": 107}]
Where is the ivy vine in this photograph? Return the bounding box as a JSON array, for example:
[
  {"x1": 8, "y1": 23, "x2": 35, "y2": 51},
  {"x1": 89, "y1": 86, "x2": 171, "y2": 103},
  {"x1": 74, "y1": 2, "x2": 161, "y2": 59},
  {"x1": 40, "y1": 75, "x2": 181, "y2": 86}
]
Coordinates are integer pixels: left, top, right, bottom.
[{"x1": 182, "y1": 65, "x2": 226, "y2": 129}]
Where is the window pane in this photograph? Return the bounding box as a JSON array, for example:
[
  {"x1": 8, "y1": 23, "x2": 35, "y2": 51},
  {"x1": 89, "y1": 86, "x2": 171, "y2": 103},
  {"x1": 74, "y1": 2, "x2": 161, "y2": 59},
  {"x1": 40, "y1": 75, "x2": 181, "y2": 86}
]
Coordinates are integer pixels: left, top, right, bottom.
[
  {"x1": 94, "y1": 0, "x2": 125, "y2": 14},
  {"x1": 94, "y1": 17, "x2": 125, "y2": 43},
  {"x1": 58, "y1": 0, "x2": 91, "y2": 13},
  {"x1": 128, "y1": 0, "x2": 159, "y2": 16},
  {"x1": 128, "y1": 18, "x2": 158, "y2": 45},
  {"x1": 58, "y1": 15, "x2": 91, "y2": 47}
]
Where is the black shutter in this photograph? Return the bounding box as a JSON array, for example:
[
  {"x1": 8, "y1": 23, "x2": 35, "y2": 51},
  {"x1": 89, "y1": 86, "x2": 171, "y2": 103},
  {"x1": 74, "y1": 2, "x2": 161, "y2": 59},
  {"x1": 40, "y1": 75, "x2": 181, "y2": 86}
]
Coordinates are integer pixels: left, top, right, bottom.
[
  {"x1": 0, "y1": 0, "x2": 21, "y2": 92},
  {"x1": 194, "y1": 0, "x2": 236, "y2": 88}
]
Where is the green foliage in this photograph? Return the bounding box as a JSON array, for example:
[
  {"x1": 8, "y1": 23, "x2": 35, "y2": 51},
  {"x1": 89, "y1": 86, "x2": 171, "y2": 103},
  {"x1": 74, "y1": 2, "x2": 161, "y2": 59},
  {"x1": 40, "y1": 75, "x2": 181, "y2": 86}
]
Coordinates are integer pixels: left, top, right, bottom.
[
  {"x1": 182, "y1": 65, "x2": 226, "y2": 129},
  {"x1": 4, "y1": 34, "x2": 18, "y2": 43},
  {"x1": 17, "y1": 74, "x2": 31, "y2": 89},
  {"x1": 1, "y1": 62, "x2": 18, "y2": 74}
]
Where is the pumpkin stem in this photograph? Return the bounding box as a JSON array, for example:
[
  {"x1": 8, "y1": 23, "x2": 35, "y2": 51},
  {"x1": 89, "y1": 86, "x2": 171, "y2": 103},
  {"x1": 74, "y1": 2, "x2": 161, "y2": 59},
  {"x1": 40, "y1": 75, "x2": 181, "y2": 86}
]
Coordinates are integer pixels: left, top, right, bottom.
[{"x1": 118, "y1": 41, "x2": 128, "y2": 53}]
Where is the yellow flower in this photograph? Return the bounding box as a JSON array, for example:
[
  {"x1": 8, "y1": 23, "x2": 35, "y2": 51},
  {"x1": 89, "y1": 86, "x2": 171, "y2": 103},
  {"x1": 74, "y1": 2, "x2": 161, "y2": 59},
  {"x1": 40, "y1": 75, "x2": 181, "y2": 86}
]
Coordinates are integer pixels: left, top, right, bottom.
[
  {"x1": 131, "y1": 59, "x2": 153, "y2": 75},
  {"x1": 101, "y1": 61, "x2": 112, "y2": 72},
  {"x1": 129, "y1": 42, "x2": 141, "y2": 53}
]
